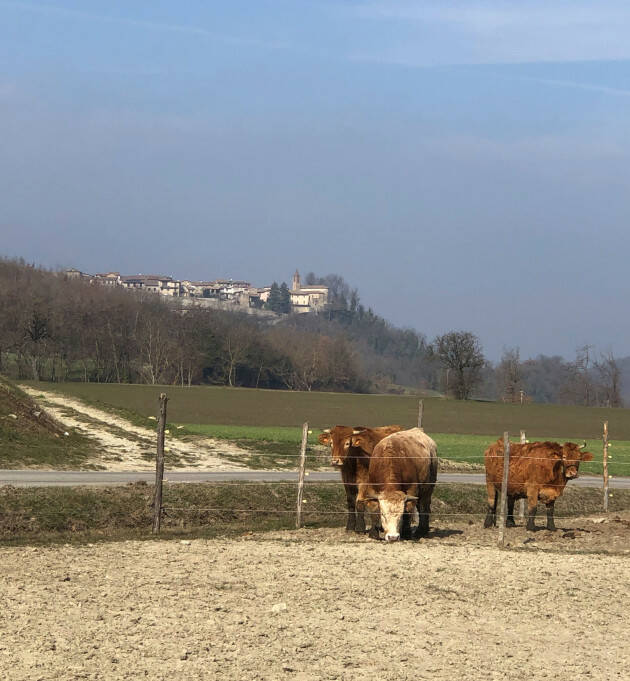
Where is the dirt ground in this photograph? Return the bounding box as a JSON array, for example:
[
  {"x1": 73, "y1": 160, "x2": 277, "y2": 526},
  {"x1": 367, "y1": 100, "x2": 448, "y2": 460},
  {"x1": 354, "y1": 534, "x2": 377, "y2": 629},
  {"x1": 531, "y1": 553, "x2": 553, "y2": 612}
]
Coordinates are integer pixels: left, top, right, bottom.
[
  {"x1": 2, "y1": 514, "x2": 630, "y2": 681},
  {"x1": 18, "y1": 386, "x2": 248, "y2": 471}
]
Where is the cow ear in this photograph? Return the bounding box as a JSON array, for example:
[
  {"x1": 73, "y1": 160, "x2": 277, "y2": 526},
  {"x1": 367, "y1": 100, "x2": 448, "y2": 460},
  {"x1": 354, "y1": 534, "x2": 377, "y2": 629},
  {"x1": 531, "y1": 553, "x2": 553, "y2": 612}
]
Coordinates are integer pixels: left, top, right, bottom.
[{"x1": 581, "y1": 452, "x2": 594, "y2": 462}]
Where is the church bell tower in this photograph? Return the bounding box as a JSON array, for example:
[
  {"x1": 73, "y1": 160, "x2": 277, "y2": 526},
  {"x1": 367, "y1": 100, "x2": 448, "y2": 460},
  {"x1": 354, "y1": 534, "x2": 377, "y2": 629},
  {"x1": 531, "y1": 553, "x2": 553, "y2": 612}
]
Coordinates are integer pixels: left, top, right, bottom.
[{"x1": 292, "y1": 269, "x2": 301, "y2": 291}]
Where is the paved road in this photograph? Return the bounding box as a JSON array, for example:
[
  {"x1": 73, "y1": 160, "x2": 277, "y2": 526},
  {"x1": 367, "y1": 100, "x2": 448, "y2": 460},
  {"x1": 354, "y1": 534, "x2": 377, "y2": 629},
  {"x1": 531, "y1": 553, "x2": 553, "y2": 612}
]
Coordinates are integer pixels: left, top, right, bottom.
[{"x1": 0, "y1": 469, "x2": 626, "y2": 489}]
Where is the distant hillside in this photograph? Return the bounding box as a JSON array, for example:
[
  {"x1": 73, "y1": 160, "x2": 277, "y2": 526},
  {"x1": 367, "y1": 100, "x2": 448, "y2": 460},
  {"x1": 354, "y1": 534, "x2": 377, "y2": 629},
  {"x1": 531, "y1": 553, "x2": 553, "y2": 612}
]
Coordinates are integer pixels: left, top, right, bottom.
[
  {"x1": 0, "y1": 257, "x2": 626, "y2": 406},
  {"x1": 0, "y1": 377, "x2": 95, "y2": 468}
]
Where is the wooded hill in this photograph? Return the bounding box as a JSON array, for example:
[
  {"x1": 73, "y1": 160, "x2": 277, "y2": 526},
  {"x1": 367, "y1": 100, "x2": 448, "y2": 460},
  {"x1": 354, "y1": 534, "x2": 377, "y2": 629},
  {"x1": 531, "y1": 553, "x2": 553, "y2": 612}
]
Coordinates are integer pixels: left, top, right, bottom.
[
  {"x1": 0, "y1": 258, "x2": 626, "y2": 405},
  {"x1": 0, "y1": 258, "x2": 430, "y2": 394}
]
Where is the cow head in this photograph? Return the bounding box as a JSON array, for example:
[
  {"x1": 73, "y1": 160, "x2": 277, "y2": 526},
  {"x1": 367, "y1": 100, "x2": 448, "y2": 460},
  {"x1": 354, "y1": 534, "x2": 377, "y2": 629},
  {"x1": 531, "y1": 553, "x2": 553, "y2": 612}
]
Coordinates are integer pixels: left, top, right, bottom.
[
  {"x1": 350, "y1": 428, "x2": 377, "y2": 455},
  {"x1": 317, "y1": 428, "x2": 332, "y2": 447},
  {"x1": 350, "y1": 425, "x2": 402, "y2": 455},
  {"x1": 561, "y1": 442, "x2": 593, "y2": 479},
  {"x1": 365, "y1": 492, "x2": 418, "y2": 542},
  {"x1": 322, "y1": 426, "x2": 362, "y2": 467}
]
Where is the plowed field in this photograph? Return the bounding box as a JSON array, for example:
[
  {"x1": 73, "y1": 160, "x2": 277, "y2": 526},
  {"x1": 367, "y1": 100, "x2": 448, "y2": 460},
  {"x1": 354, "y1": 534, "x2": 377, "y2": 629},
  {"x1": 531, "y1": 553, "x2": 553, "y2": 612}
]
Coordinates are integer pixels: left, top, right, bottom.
[{"x1": 2, "y1": 516, "x2": 629, "y2": 680}]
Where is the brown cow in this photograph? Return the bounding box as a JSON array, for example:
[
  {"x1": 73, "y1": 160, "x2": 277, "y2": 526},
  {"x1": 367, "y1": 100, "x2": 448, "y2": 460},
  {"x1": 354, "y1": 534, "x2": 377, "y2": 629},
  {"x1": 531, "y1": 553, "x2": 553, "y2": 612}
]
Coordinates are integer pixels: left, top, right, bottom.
[
  {"x1": 358, "y1": 428, "x2": 438, "y2": 542},
  {"x1": 318, "y1": 424, "x2": 401, "y2": 533},
  {"x1": 484, "y1": 440, "x2": 594, "y2": 531}
]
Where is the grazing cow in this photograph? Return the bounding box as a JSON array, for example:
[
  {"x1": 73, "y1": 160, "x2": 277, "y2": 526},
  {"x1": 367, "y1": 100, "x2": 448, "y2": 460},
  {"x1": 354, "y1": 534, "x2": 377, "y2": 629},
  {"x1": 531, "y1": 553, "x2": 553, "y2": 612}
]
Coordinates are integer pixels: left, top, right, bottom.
[
  {"x1": 358, "y1": 428, "x2": 438, "y2": 542},
  {"x1": 318, "y1": 424, "x2": 401, "y2": 533},
  {"x1": 484, "y1": 440, "x2": 594, "y2": 531}
]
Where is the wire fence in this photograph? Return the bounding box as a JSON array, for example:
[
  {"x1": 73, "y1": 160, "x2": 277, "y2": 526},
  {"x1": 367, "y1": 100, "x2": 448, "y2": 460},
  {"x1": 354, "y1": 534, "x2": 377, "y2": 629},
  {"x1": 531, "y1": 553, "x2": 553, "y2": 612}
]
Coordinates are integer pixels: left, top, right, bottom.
[
  {"x1": 142, "y1": 402, "x2": 624, "y2": 541},
  {"x1": 4, "y1": 395, "x2": 623, "y2": 543}
]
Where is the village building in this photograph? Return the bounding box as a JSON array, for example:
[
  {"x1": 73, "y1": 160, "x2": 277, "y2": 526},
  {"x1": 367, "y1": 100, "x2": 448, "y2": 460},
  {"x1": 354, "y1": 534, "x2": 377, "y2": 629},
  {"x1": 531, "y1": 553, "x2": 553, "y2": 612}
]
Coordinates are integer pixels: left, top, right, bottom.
[
  {"x1": 290, "y1": 270, "x2": 328, "y2": 313},
  {"x1": 63, "y1": 267, "x2": 327, "y2": 313},
  {"x1": 119, "y1": 275, "x2": 182, "y2": 297},
  {"x1": 93, "y1": 272, "x2": 121, "y2": 287}
]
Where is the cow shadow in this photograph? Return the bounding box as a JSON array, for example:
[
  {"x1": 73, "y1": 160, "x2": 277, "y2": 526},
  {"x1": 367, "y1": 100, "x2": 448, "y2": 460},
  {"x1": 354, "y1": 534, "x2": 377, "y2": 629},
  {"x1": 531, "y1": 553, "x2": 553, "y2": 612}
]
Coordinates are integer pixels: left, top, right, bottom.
[{"x1": 423, "y1": 528, "x2": 463, "y2": 540}]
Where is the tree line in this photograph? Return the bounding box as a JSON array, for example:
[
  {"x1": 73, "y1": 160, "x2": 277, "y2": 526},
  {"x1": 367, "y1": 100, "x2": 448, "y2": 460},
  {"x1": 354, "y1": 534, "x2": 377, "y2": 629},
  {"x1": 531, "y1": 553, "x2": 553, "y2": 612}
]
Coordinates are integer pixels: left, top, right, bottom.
[
  {"x1": 0, "y1": 259, "x2": 366, "y2": 392},
  {"x1": 0, "y1": 258, "x2": 624, "y2": 405}
]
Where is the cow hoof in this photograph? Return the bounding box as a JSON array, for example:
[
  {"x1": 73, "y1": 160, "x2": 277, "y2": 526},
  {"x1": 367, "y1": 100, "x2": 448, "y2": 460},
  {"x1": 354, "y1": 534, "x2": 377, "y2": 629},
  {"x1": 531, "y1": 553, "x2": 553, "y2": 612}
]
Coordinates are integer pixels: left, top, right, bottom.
[
  {"x1": 547, "y1": 525, "x2": 557, "y2": 532},
  {"x1": 526, "y1": 523, "x2": 536, "y2": 532},
  {"x1": 506, "y1": 518, "x2": 516, "y2": 528},
  {"x1": 483, "y1": 517, "x2": 495, "y2": 529}
]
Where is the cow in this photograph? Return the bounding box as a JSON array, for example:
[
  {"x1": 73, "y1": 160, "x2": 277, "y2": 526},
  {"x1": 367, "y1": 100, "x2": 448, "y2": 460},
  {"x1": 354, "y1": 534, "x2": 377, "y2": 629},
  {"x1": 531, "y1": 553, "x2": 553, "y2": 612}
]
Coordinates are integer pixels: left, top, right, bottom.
[
  {"x1": 357, "y1": 427, "x2": 438, "y2": 542},
  {"x1": 483, "y1": 439, "x2": 594, "y2": 531},
  {"x1": 318, "y1": 424, "x2": 401, "y2": 533}
]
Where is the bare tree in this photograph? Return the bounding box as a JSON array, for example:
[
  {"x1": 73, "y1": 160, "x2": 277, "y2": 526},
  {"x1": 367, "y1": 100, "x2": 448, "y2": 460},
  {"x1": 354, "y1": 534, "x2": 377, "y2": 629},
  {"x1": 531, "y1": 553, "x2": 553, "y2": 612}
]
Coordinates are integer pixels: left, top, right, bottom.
[
  {"x1": 561, "y1": 345, "x2": 595, "y2": 406},
  {"x1": 433, "y1": 331, "x2": 485, "y2": 400},
  {"x1": 496, "y1": 348, "x2": 522, "y2": 403},
  {"x1": 594, "y1": 352, "x2": 623, "y2": 407}
]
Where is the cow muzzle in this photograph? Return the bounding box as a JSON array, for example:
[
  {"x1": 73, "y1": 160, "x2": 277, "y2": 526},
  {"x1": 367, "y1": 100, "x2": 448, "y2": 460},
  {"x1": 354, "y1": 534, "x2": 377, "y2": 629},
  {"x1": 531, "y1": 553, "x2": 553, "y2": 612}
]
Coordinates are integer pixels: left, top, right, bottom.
[{"x1": 385, "y1": 533, "x2": 400, "y2": 542}]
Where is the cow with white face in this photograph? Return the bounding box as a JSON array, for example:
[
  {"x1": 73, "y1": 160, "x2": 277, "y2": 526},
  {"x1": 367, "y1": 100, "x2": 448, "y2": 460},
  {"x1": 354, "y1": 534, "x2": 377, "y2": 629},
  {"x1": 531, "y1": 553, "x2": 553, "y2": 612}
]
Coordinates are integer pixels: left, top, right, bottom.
[
  {"x1": 318, "y1": 424, "x2": 401, "y2": 533},
  {"x1": 357, "y1": 427, "x2": 438, "y2": 542}
]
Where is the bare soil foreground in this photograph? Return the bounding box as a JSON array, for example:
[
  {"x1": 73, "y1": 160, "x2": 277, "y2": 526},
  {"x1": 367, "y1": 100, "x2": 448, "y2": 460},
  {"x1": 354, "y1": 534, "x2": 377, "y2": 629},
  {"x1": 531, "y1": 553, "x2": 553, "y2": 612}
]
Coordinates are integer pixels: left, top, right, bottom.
[{"x1": 2, "y1": 516, "x2": 630, "y2": 681}]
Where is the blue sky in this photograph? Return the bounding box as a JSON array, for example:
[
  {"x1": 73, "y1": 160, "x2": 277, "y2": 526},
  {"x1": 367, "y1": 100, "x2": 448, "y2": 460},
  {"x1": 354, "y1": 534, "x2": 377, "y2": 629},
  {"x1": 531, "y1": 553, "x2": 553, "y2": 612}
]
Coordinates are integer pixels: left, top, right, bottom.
[{"x1": 2, "y1": 1, "x2": 630, "y2": 359}]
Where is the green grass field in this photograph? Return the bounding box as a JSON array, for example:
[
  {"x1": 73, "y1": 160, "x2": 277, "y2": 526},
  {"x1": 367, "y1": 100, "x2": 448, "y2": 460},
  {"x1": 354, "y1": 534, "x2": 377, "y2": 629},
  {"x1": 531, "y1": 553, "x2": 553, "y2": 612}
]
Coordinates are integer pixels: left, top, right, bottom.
[
  {"x1": 18, "y1": 381, "x2": 630, "y2": 476},
  {"x1": 25, "y1": 381, "x2": 630, "y2": 436}
]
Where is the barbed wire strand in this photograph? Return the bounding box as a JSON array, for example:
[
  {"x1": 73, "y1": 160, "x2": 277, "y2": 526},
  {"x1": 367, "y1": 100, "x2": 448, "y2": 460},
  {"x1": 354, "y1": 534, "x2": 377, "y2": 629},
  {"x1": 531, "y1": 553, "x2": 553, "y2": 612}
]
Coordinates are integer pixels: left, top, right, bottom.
[
  {"x1": 3, "y1": 508, "x2": 620, "y2": 520},
  {"x1": 220, "y1": 453, "x2": 626, "y2": 463},
  {"x1": 152, "y1": 480, "x2": 614, "y2": 489}
]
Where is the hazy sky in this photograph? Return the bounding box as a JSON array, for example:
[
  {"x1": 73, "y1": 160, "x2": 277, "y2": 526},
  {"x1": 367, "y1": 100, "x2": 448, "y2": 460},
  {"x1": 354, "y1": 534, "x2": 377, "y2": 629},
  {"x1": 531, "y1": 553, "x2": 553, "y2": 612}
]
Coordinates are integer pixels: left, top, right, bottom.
[{"x1": 2, "y1": 1, "x2": 630, "y2": 360}]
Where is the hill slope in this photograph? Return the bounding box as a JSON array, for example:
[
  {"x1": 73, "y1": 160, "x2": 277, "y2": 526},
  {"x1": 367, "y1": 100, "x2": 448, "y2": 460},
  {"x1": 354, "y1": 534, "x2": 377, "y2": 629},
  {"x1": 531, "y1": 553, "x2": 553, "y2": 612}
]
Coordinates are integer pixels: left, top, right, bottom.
[{"x1": 0, "y1": 377, "x2": 96, "y2": 468}]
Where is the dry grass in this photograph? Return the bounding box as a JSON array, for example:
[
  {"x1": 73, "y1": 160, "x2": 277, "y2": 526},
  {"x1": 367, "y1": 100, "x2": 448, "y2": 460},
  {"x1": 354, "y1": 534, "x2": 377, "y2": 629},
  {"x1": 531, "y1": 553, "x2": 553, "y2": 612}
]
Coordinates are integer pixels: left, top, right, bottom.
[{"x1": 1, "y1": 481, "x2": 628, "y2": 545}]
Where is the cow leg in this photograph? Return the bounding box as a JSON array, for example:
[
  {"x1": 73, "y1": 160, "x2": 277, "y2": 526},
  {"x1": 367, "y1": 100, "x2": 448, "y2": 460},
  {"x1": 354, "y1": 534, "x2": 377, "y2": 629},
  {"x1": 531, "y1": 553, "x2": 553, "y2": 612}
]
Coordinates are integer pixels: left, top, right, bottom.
[
  {"x1": 354, "y1": 499, "x2": 366, "y2": 534},
  {"x1": 415, "y1": 495, "x2": 431, "y2": 538},
  {"x1": 401, "y1": 511, "x2": 413, "y2": 540},
  {"x1": 506, "y1": 496, "x2": 516, "y2": 527},
  {"x1": 367, "y1": 507, "x2": 381, "y2": 540},
  {"x1": 526, "y1": 488, "x2": 538, "y2": 531},
  {"x1": 344, "y1": 484, "x2": 357, "y2": 533},
  {"x1": 484, "y1": 487, "x2": 497, "y2": 528},
  {"x1": 546, "y1": 501, "x2": 557, "y2": 531}
]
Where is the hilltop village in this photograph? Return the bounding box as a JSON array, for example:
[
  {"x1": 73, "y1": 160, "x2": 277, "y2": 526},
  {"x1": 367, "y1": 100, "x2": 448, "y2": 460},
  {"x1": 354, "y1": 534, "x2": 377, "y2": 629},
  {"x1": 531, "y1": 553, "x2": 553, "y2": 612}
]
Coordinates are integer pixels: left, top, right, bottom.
[{"x1": 64, "y1": 268, "x2": 328, "y2": 315}]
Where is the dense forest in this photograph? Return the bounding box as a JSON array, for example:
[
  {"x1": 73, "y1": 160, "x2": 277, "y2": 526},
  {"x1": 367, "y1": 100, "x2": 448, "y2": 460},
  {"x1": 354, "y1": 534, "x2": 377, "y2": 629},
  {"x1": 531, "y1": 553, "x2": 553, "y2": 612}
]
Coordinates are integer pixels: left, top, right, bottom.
[{"x1": 0, "y1": 258, "x2": 625, "y2": 406}]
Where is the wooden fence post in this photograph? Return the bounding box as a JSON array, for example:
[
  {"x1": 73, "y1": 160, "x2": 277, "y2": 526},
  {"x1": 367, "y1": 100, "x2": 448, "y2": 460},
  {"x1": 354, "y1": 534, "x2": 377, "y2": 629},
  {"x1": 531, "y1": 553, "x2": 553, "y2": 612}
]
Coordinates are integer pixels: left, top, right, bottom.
[
  {"x1": 295, "y1": 422, "x2": 309, "y2": 529},
  {"x1": 152, "y1": 392, "x2": 168, "y2": 534},
  {"x1": 498, "y1": 432, "x2": 510, "y2": 547},
  {"x1": 603, "y1": 421, "x2": 610, "y2": 512},
  {"x1": 518, "y1": 431, "x2": 527, "y2": 519},
  {"x1": 418, "y1": 400, "x2": 424, "y2": 430}
]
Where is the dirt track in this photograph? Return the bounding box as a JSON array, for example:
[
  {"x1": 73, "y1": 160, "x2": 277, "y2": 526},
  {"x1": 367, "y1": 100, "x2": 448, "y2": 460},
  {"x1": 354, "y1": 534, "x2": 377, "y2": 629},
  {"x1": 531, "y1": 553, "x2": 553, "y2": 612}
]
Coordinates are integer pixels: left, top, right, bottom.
[
  {"x1": 2, "y1": 519, "x2": 630, "y2": 681},
  {"x1": 18, "y1": 386, "x2": 248, "y2": 471}
]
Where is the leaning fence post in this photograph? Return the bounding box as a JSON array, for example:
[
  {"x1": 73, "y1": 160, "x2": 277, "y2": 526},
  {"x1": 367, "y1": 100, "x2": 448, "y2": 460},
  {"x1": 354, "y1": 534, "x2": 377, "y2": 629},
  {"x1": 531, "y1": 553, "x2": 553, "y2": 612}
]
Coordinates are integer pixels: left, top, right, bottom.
[
  {"x1": 603, "y1": 421, "x2": 610, "y2": 512},
  {"x1": 417, "y1": 400, "x2": 424, "y2": 430},
  {"x1": 295, "y1": 421, "x2": 309, "y2": 529},
  {"x1": 152, "y1": 392, "x2": 168, "y2": 534},
  {"x1": 518, "y1": 431, "x2": 527, "y2": 520},
  {"x1": 498, "y1": 431, "x2": 510, "y2": 547}
]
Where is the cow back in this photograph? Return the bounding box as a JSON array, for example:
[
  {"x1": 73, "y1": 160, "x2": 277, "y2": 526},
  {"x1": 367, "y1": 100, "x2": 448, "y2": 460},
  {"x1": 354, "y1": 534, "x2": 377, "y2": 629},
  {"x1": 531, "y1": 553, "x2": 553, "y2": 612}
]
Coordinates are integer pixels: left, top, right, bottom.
[
  {"x1": 484, "y1": 440, "x2": 566, "y2": 494},
  {"x1": 369, "y1": 427, "x2": 438, "y2": 491}
]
